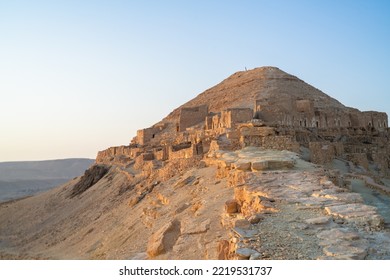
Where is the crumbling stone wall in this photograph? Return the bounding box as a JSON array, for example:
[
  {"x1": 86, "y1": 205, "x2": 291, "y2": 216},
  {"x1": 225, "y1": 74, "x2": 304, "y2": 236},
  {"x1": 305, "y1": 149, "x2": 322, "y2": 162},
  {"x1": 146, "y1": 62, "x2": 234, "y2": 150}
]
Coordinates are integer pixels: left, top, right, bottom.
[
  {"x1": 296, "y1": 99, "x2": 314, "y2": 114},
  {"x1": 95, "y1": 89, "x2": 390, "y2": 179},
  {"x1": 96, "y1": 145, "x2": 140, "y2": 164},
  {"x1": 168, "y1": 143, "x2": 202, "y2": 159},
  {"x1": 222, "y1": 108, "x2": 253, "y2": 128},
  {"x1": 137, "y1": 128, "x2": 158, "y2": 146},
  {"x1": 309, "y1": 142, "x2": 342, "y2": 165},
  {"x1": 240, "y1": 135, "x2": 300, "y2": 152},
  {"x1": 240, "y1": 126, "x2": 275, "y2": 137},
  {"x1": 134, "y1": 152, "x2": 155, "y2": 170},
  {"x1": 178, "y1": 105, "x2": 208, "y2": 132},
  {"x1": 254, "y1": 98, "x2": 388, "y2": 130},
  {"x1": 153, "y1": 146, "x2": 168, "y2": 161},
  {"x1": 136, "y1": 123, "x2": 168, "y2": 146},
  {"x1": 205, "y1": 115, "x2": 214, "y2": 130},
  {"x1": 261, "y1": 136, "x2": 300, "y2": 152},
  {"x1": 211, "y1": 113, "x2": 221, "y2": 129},
  {"x1": 362, "y1": 111, "x2": 388, "y2": 130},
  {"x1": 346, "y1": 153, "x2": 369, "y2": 170},
  {"x1": 208, "y1": 108, "x2": 253, "y2": 130}
]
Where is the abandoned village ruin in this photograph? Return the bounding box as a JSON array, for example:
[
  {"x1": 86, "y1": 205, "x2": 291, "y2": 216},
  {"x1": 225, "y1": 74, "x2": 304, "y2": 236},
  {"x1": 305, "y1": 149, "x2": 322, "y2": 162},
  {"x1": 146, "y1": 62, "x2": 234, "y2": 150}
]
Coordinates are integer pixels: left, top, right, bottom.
[
  {"x1": 97, "y1": 67, "x2": 389, "y2": 181},
  {"x1": 3, "y1": 67, "x2": 390, "y2": 260}
]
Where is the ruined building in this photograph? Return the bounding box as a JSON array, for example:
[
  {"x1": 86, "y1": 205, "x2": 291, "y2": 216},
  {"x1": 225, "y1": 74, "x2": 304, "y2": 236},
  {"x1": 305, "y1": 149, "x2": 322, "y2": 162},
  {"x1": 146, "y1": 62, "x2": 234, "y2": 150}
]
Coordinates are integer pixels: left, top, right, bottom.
[{"x1": 97, "y1": 66, "x2": 390, "y2": 178}]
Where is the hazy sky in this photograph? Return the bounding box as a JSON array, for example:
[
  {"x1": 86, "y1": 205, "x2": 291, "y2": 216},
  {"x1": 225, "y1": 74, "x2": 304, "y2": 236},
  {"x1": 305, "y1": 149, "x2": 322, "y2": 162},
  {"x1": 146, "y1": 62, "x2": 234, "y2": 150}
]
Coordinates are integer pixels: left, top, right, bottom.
[{"x1": 1, "y1": 0, "x2": 389, "y2": 161}]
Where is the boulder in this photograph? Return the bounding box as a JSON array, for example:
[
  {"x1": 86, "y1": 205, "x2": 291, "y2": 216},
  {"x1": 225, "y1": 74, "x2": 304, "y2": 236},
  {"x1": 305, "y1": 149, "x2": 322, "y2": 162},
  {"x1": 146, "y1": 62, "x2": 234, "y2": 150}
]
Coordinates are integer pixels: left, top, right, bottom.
[
  {"x1": 235, "y1": 248, "x2": 259, "y2": 260},
  {"x1": 225, "y1": 199, "x2": 239, "y2": 214},
  {"x1": 234, "y1": 219, "x2": 251, "y2": 229},
  {"x1": 181, "y1": 219, "x2": 210, "y2": 234},
  {"x1": 147, "y1": 220, "x2": 180, "y2": 257},
  {"x1": 248, "y1": 213, "x2": 263, "y2": 224},
  {"x1": 233, "y1": 161, "x2": 251, "y2": 171},
  {"x1": 251, "y1": 161, "x2": 268, "y2": 171}
]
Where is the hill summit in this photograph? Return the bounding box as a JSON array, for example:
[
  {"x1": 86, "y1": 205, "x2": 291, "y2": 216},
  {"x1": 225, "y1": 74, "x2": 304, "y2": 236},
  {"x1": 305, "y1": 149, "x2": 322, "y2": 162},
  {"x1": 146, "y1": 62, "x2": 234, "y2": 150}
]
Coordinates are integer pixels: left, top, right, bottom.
[
  {"x1": 164, "y1": 66, "x2": 345, "y2": 122},
  {"x1": 1, "y1": 67, "x2": 390, "y2": 260}
]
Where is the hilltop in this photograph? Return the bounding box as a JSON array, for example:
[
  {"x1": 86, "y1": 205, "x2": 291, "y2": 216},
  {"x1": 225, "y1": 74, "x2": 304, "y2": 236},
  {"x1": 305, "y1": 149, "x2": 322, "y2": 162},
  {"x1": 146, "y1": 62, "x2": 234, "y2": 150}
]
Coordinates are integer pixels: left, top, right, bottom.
[
  {"x1": 1, "y1": 67, "x2": 390, "y2": 260},
  {"x1": 164, "y1": 67, "x2": 345, "y2": 122}
]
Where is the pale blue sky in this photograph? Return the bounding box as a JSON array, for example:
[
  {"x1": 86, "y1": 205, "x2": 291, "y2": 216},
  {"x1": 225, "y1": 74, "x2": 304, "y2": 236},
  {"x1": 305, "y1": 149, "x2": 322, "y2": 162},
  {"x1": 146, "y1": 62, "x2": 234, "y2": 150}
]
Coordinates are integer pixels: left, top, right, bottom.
[{"x1": 0, "y1": 0, "x2": 389, "y2": 161}]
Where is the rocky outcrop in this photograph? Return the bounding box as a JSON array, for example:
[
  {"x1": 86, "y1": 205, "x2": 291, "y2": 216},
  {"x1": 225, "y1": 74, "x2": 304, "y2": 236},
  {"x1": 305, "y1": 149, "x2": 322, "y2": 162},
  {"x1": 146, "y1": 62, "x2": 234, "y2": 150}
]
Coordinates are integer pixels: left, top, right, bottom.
[
  {"x1": 69, "y1": 165, "x2": 109, "y2": 198},
  {"x1": 147, "y1": 220, "x2": 181, "y2": 257}
]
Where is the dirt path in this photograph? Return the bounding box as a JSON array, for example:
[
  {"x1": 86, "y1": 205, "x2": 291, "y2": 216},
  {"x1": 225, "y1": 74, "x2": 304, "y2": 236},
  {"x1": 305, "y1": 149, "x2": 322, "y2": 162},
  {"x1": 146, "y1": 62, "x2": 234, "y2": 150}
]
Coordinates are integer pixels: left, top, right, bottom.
[{"x1": 253, "y1": 204, "x2": 325, "y2": 259}]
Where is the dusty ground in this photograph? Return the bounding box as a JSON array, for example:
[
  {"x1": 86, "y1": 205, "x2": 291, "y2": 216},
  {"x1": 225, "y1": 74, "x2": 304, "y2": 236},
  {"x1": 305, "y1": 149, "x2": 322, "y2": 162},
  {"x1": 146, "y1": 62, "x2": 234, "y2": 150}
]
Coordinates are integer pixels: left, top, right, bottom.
[{"x1": 0, "y1": 165, "x2": 232, "y2": 259}]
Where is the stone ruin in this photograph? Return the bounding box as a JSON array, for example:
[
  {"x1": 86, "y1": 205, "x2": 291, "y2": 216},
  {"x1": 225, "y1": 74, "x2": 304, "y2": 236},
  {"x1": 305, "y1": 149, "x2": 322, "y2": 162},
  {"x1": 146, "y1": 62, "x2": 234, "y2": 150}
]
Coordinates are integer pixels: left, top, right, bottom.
[
  {"x1": 96, "y1": 95, "x2": 390, "y2": 178},
  {"x1": 178, "y1": 105, "x2": 208, "y2": 132},
  {"x1": 255, "y1": 98, "x2": 388, "y2": 130}
]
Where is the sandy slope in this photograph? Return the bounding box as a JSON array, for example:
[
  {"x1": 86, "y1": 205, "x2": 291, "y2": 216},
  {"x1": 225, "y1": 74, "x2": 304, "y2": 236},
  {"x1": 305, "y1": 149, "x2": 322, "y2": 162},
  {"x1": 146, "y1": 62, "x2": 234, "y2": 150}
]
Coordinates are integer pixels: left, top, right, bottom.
[{"x1": 0, "y1": 165, "x2": 232, "y2": 259}]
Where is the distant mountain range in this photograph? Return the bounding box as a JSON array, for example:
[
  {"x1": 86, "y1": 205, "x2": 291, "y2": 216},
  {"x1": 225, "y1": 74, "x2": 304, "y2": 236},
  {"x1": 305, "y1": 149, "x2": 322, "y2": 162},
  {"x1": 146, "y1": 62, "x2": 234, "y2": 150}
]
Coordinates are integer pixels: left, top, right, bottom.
[{"x1": 0, "y1": 158, "x2": 94, "y2": 202}]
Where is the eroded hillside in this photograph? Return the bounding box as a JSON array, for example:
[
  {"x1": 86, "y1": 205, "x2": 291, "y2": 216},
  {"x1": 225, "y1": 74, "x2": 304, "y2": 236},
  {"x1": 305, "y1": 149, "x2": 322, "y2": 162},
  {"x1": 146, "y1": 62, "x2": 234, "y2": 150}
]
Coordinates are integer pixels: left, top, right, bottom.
[{"x1": 1, "y1": 67, "x2": 390, "y2": 260}]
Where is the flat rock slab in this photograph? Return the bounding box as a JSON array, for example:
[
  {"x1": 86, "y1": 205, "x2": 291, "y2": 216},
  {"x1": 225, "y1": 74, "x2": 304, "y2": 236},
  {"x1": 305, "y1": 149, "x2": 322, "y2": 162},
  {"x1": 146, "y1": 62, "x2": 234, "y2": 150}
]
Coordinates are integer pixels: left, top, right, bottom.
[
  {"x1": 322, "y1": 193, "x2": 363, "y2": 203},
  {"x1": 323, "y1": 243, "x2": 368, "y2": 260},
  {"x1": 232, "y1": 227, "x2": 258, "y2": 238},
  {"x1": 235, "y1": 248, "x2": 259, "y2": 259},
  {"x1": 305, "y1": 216, "x2": 331, "y2": 225},
  {"x1": 233, "y1": 161, "x2": 251, "y2": 171},
  {"x1": 317, "y1": 228, "x2": 360, "y2": 242},
  {"x1": 181, "y1": 219, "x2": 210, "y2": 235},
  {"x1": 251, "y1": 161, "x2": 269, "y2": 171},
  {"x1": 317, "y1": 228, "x2": 369, "y2": 259},
  {"x1": 252, "y1": 160, "x2": 295, "y2": 171},
  {"x1": 325, "y1": 203, "x2": 384, "y2": 229},
  {"x1": 291, "y1": 197, "x2": 326, "y2": 207},
  {"x1": 218, "y1": 148, "x2": 297, "y2": 172},
  {"x1": 325, "y1": 203, "x2": 376, "y2": 217},
  {"x1": 311, "y1": 190, "x2": 363, "y2": 204},
  {"x1": 289, "y1": 183, "x2": 323, "y2": 193}
]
